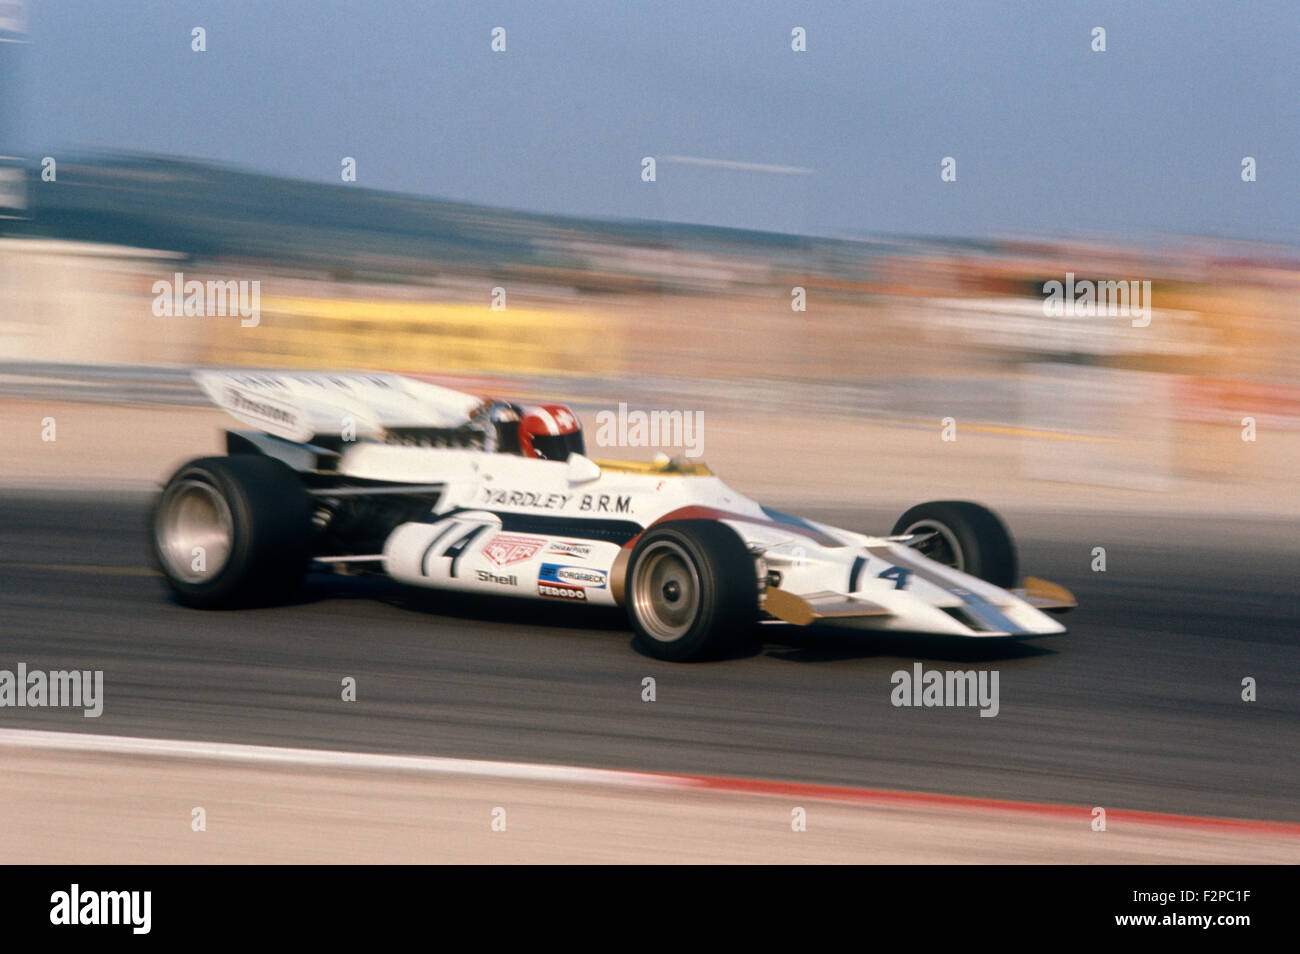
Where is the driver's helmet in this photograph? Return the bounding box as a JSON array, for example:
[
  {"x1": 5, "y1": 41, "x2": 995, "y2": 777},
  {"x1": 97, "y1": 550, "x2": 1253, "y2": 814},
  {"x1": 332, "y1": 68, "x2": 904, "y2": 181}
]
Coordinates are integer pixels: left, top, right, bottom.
[{"x1": 519, "y1": 404, "x2": 585, "y2": 460}]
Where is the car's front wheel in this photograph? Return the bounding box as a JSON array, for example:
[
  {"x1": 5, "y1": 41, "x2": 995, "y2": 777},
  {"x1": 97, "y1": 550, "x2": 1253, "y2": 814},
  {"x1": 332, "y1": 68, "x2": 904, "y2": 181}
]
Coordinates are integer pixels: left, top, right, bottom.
[
  {"x1": 625, "y1": 520, "x2": 758, "y2": 661},
  {"x1": 151, "y1": 455, "x2": 314, "y2": 608},
  {"x1": 890, "y1": 500, "x2": 1019, "y2": 588}
]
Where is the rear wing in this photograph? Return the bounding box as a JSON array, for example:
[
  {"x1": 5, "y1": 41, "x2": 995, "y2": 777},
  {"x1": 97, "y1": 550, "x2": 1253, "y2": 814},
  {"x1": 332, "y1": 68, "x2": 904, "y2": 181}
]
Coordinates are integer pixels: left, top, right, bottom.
[{"x1": 193, "y1": 370, "x2": 483, "y2": 443}]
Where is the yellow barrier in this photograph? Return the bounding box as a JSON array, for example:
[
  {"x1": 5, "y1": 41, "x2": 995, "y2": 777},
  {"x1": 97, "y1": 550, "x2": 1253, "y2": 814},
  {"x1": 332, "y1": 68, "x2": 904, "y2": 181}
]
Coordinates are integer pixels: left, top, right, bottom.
[{"x1": 197, "y1": 298, "x2": 623, "y2": 376}]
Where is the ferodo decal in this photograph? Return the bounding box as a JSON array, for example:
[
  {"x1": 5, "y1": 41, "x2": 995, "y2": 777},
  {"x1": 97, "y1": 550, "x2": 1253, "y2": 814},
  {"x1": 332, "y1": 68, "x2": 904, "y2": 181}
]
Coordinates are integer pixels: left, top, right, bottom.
[
  {"x1": 547, "y1": 541, "x2": 592, "y2": 560},
  {"x1": 539, "y1": 563, "x2": 607, "y2": 589},
  {"x1": 538, "y1": 582, "x2": 587, "y2": 601},
  {"x1": 482, "y1": 533, "x2": 546, "y2": 567}
]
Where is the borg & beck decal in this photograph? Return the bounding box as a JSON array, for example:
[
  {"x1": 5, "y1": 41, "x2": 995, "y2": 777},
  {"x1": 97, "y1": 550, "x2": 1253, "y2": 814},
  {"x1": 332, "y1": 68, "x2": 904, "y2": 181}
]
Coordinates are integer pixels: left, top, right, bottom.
[{"x1": 539, "y1": 563, "x2": 607, "y2": 589}]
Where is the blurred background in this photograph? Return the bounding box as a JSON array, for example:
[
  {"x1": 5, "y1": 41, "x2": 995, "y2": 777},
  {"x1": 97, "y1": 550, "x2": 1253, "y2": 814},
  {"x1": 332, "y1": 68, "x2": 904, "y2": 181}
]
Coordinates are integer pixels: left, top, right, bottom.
[{"x1": 1, "y1": 0, "x2": 1297, "y2": 505}]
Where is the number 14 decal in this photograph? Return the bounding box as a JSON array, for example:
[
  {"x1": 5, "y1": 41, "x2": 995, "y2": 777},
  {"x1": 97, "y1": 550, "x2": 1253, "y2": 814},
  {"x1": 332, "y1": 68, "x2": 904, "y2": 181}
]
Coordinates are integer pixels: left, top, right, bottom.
[
  {"x1": 421, "y1": 520, "x2": 491, "y2": 577},
  {"x1": 878, "y1": 566, "x2": 913, "y2": 590}
]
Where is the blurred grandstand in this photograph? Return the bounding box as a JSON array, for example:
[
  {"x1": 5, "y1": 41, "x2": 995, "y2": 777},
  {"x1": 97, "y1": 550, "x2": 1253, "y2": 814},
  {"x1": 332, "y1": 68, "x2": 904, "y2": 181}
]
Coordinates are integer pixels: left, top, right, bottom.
[{"x1": 1, "y1": 152, "x2": 1298, "y2": 491}]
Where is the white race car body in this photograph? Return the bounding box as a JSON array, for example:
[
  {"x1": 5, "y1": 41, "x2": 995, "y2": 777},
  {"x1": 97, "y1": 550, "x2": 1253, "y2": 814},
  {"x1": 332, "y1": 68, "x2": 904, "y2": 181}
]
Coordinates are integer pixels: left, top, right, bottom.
[{"x1": 189, "y1": 371, "x2": 1072, "y2": 640}]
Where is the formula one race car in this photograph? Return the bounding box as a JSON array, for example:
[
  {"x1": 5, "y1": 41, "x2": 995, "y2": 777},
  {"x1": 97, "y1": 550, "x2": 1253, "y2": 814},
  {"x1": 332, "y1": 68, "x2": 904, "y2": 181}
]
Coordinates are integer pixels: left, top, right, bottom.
[{"x1": 150, "y1": 371, "x2": 1076, "y2": 661}]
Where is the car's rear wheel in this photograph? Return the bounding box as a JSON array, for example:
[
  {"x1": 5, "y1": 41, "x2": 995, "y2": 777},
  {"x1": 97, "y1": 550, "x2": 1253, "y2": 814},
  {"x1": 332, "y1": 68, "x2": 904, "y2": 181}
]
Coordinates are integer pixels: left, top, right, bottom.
[
  {"x1": 625, "y1": 520, "x2": 758, "y2": 661},
  {"x1": 890, "y1": 500, "x2": 1019, "y2": 588},
  {"x1": 152, "y1": 455, "x2": 314, "y2": 608}
]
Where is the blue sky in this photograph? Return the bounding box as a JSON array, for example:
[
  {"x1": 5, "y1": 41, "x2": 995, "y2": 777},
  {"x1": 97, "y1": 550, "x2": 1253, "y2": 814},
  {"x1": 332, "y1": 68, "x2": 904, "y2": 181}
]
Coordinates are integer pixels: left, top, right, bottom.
[{"x1": 8, "y1": 0, "x2": 1297, "y2": 241}]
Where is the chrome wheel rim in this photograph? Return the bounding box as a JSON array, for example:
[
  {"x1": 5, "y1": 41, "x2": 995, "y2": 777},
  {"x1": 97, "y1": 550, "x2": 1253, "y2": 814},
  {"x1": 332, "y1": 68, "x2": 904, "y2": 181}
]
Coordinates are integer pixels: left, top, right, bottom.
[
  {"x1": 157, "y1": 478, "x2": 234, "y2": 583},
  {"x1": 903, "y1": 520, "x2": 964, "y2": 572},
  {"x1": 632, "y1": 541, "x2": 701, "y2": 642}
]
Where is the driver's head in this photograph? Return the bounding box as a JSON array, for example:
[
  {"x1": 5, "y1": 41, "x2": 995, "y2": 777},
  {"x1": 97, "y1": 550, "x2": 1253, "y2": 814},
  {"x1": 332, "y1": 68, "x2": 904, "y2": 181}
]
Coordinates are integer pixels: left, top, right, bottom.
[
  {"x1": 473, "y1": 399, "x2": 523, "y2": 453},
  {"x1": 519, "y1": 404, "x2": 585, "y2": 460}
]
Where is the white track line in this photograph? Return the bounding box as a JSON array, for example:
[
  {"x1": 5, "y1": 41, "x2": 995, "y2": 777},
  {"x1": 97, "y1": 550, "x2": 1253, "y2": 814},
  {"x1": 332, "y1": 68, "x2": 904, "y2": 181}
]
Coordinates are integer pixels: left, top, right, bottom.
[
  {"x1": 5, "y1": 728, "x2": 1296, "y2": 838},
  {"x1": 0, "y1": 728, "x2": 686, "y2": 790}
]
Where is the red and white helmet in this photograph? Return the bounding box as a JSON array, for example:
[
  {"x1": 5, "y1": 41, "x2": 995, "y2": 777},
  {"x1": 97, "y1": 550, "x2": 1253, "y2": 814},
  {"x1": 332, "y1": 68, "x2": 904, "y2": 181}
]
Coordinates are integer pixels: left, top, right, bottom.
[{"x1": 519, "y1": 404, "x2": 585, "y2": 460}]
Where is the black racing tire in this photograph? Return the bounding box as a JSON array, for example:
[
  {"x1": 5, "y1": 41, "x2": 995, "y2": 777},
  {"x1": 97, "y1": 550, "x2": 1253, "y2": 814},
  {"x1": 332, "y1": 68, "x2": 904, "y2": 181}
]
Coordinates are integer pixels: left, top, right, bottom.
[
  {"x1": 625, "y1": 520, "x2": 758, "y2": 662},
  {"x1": 150, "y1": 455, "x2": 314, "y2": 608},
  {"x1": 890, "y1": 500, "x2": 1019, "y2": 588}
]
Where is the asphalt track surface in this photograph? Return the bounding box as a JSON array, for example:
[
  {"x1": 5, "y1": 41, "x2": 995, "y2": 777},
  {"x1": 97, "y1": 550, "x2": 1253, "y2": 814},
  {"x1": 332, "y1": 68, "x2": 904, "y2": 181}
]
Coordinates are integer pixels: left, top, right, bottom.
[{"x1": 1, "y1": 490, "x2": 1296, "y2": 823}]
